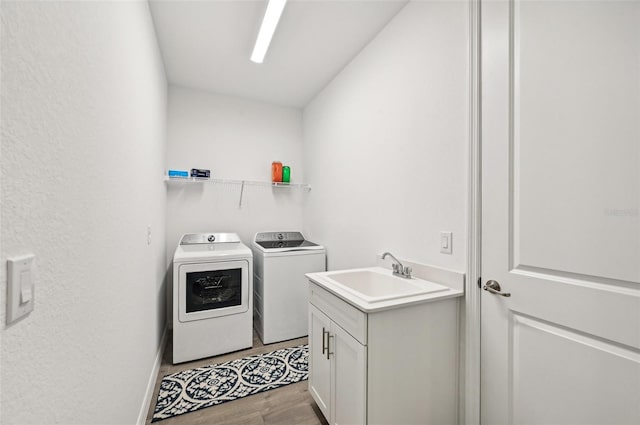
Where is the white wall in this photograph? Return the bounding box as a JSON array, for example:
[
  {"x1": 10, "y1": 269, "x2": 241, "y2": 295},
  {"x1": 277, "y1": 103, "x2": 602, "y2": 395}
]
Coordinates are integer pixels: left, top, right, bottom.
[
  {"x1": 303, "y1": 0, "x2": 469, "y2": 271},
  {"x1": 165, "y1": 86, "x2": 305, "y2": 253},
  {"x1": 0, "y1": 1, "x2": 167, "y2": 424}
]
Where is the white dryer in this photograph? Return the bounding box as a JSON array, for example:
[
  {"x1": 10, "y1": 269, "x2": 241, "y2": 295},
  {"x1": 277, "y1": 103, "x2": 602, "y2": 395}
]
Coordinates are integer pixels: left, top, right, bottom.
[
  {"x1": 172, "y1": 233, "x2": 253, "y2": 364},
  {"x1": 251, "y1": 232, "x2": 326, "y2": 344}
]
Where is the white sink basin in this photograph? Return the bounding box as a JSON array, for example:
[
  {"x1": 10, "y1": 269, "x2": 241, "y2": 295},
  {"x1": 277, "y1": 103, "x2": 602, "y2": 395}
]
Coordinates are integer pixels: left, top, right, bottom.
[{"x1": 326, "y1": 269, "x2": 448, "y2": 303}]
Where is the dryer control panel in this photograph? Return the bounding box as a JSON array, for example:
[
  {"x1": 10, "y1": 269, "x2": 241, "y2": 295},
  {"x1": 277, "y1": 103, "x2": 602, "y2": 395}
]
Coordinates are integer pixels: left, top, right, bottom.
[{"x1": 181, "y1": 233, "x2": 241, "y2": 245}]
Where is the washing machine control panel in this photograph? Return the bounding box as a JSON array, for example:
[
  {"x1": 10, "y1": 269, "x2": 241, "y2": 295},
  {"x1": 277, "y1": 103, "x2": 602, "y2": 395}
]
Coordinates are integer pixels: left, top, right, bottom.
[
  {"x1": 254, "y1": 232, "x2": 320, "y2": 249},
  {"x1": 255, "y1": 232, "x2": 303, "y2": 243}
]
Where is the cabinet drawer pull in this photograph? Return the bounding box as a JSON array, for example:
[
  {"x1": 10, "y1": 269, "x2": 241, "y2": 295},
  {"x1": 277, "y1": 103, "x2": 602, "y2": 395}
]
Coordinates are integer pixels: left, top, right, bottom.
[
  {"x1": 327, "y1": 334, "x2": 334, "y2": 360},
  {"x1": 322, "y1": 327, "x2": 328, "y2": 355}
]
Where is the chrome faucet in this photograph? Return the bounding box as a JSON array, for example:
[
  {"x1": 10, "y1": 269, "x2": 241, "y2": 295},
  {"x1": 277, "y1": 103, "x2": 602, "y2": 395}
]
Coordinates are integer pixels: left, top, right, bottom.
[{"x1": 382, "y1": 252, "x2": 412, "y2": 279}]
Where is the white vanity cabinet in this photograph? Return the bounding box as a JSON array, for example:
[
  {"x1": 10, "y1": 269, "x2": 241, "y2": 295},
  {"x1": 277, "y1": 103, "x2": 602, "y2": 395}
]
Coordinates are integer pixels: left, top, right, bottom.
[{"x1": 308, "y1": 281, "x2": 459, "y2": 425}]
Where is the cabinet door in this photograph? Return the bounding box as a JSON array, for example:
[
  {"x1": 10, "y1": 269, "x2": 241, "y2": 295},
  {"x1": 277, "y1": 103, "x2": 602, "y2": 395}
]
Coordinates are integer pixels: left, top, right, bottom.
[
  {"x1": 309, "y1": 304, "x2": 332, "y2": 421},
  {"x1": 331, "y1": 322, "x2": 367, "y2": 425}
]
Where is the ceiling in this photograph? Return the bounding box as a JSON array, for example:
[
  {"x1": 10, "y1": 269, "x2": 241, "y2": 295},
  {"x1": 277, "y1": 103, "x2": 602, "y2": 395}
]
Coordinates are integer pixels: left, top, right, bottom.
[{"x1": 149, "y1": 0, "x2": 408, "y2": 108}]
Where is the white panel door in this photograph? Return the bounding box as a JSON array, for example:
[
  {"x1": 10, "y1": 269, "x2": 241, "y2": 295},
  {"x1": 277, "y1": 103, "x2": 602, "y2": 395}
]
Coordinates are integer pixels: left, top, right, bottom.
[{"x1": 481, "y1": 1, "x2": 640, "y2": 424}]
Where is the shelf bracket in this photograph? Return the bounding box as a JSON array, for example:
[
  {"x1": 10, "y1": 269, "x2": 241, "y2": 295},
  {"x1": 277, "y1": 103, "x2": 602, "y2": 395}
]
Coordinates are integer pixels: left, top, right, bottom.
[{"x1": 238, "y1": 180, "x2": 245, "y2": 208}]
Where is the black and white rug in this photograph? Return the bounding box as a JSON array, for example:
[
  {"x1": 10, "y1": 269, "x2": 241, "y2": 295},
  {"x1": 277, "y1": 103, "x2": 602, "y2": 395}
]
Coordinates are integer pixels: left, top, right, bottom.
[{"x1": 152, "y1": 344, "x2": 309, "y2": 422}]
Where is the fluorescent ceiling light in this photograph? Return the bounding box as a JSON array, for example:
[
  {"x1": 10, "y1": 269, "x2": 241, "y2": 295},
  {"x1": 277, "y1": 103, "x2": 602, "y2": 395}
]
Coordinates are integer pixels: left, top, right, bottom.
[{"x1": 251, "y1": 0, "x2": 287, "y2": 63}]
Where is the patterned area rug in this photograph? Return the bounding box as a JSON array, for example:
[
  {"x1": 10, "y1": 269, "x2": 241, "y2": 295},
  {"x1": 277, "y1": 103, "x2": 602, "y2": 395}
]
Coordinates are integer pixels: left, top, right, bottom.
[{"x1": 152, "y1": 344, "x2": 309, "y2": 422}]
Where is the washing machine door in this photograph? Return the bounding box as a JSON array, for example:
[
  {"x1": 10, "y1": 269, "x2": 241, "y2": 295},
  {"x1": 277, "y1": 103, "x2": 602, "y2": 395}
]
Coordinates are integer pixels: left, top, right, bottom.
[{"x1": 178, "y1": 260, "x2": 249, "y2": 322}]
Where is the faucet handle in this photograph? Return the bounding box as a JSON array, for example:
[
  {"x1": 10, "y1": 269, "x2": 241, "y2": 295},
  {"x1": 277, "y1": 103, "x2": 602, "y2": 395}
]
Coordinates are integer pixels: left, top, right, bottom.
[
  {"x1": 392, "y1": 263, "x2": 400, "y2": 273},
  {"x1": 404, "y1": 266, "x2": 412, "y2": 277}
]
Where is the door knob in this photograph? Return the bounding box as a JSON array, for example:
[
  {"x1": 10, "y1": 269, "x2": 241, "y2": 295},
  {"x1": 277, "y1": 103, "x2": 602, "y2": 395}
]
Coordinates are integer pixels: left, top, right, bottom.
[{"x1": 483, "y1": 280, "x2": 511, "y2": 297}]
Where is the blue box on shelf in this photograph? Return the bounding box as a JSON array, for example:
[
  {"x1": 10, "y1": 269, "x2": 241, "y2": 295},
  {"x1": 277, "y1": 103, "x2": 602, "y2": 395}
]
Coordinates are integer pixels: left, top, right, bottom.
[{"x1": 168, "y1": 170, "x2": 189, "y2": 178}]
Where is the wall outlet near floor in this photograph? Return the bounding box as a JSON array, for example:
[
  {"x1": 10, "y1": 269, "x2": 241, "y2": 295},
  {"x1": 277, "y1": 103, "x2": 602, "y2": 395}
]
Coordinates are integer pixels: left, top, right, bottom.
[
  {"x1": 440, "y1": 231, "x2": 452, "y2": 254},
  {"x1": 147, "y1": 225, "x2": 152, "y2": 245}
]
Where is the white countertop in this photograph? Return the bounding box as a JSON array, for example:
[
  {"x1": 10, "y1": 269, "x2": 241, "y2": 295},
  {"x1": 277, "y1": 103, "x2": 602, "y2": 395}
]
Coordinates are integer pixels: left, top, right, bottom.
[{"x1": 306, "y1": 266, "x2": 464, "y2": 313}]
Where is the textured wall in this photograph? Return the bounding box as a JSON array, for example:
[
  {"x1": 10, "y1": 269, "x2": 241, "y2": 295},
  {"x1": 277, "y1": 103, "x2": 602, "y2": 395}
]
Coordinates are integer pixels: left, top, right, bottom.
[
  {"x1": 303, "y1": 0, "x2": 469, "y2": 271},
  {"x1": 0, "y1": 1, "x2": 167, "y2": 424}
]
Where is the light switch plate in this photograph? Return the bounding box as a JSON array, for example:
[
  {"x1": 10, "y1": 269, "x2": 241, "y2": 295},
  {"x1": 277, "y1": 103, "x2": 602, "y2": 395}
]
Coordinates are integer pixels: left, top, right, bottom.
[
  {"x1": 440, "y1": 231, "x2": 452, "y2": 255},
  {"x1": 7, "y1": 254, "x2": 35, "y2": 324}
]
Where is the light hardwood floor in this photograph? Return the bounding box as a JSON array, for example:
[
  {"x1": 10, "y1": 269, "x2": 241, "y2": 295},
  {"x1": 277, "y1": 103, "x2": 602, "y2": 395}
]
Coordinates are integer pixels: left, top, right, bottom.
[{"x1": 145, "y1": 331, "x2": 328, "y2": 425}]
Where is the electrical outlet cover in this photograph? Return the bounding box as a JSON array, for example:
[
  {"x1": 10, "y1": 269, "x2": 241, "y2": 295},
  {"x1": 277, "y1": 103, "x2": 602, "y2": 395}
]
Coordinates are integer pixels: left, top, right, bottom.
[
  {"x1": 440, "y1": 231, "x2": 452, "y2": 255},
  {"x1": 7, "y1": 254, "x2": 36, "y2": 324}
]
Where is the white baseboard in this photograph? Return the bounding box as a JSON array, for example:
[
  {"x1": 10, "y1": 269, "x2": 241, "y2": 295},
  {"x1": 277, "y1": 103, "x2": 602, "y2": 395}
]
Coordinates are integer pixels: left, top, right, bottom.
[{"x1": 137, "y1": 326, "x2": 168, "y2": 425}]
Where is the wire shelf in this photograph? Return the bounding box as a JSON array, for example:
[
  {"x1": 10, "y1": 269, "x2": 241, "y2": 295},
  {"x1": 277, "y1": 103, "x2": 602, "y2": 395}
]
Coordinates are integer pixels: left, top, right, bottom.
[{"x1": 164, "y1": 177, "x2": 311, "y2": 191}]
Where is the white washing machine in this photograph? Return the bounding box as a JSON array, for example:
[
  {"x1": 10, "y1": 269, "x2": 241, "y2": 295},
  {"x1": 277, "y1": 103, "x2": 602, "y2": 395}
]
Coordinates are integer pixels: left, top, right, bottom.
[
  {"x1": 172, "y1": 233, "x2": 253, "y2": 364},
  {"x1": 251, "y1": 231, "x2": 326, "y2": 344}
]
